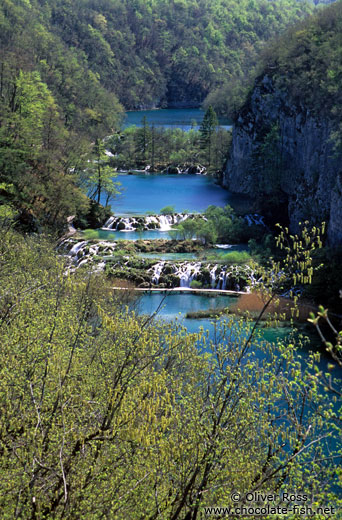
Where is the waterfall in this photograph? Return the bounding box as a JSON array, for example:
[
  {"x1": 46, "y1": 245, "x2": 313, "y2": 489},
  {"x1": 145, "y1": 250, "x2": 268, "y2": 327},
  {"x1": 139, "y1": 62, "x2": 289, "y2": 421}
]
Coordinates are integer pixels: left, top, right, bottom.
[
  {"x1": 215, "y1": 244, "x2": 232, "y2": 249},
  {"x1": 58, "y1": 242, "x2": 254, "y2": 290},
  {"x1": 158, "y1": 215, "x2": 173, "y2": 231},
  {"x1": 145, "y1": 215, "x2": 159, "y2": 227},
  {"x1": 102, "y1": 216, "x2": 116, "y2": 229},
  {"x1": 174, "y1": 262, "x2": 202, "y2": 288},
  {"x1": 61, "y1": 240, "x2": 117, "y2": 270},
  {"x1": 121, "y1": 217, "x2": 135, "y2": 231},
  {"x1": 101, "y1": 213, "x2": 193, "y2": 232},
  {"x1": 69, "y1": 240, "x2": 87, "y2": 257},
  {"x1": 216, "y1": 268, "x2": 226, "y2": 290},
  {"x1": 210, "y1": 265, "x2": 218, "y2": 288},
  {"x1": 151, "y1": 261, "x2": 165, "y2": 284}
]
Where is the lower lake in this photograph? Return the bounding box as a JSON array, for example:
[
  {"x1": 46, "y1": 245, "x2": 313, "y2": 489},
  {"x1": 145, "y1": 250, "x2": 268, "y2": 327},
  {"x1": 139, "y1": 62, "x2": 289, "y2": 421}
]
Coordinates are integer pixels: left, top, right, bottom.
[
  {"x1": 135, "y1": 292, "x2": 338, "y2": 375},
  {"x1": 83, "y1": 228, "x2": 173, "y2": 241}
]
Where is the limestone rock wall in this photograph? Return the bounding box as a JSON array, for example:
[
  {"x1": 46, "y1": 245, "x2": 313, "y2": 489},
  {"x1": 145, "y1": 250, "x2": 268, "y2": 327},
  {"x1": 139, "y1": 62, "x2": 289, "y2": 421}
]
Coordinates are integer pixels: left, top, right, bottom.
[{"x1": 223, "y1": 75, "x2": 342, "y2": 245}]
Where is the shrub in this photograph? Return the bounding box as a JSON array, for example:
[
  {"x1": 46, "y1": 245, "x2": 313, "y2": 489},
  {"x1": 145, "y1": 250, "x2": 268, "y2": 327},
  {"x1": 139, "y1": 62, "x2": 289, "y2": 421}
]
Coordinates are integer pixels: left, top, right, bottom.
[{"x1": 160, "y1": 205, "x2": 176, "y2": 215}]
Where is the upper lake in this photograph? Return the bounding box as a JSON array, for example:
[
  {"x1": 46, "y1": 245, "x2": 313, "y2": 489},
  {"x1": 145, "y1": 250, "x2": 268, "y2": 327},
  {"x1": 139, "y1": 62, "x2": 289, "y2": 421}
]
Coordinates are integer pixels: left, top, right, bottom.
[{"x1": 123, "y1": 108, "x2": 232, "y2": 131}]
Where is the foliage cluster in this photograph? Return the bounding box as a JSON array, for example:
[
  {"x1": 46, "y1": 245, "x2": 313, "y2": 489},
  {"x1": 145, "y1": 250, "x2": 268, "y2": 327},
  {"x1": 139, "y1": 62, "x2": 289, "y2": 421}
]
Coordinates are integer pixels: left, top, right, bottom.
[
  {"x1": 200, "y1": 250, "x2": 253, "y2": 266},
  {"x1": 106, "y1": 114, "x2": 231, "y2": 172},
  {"x1": 0, "y1": 229, "x2": 341, "y2": 518},
  {"x1": 170, "y1": 205, "x2": 265, "y2": 245},
  {"x1": 208, "y1": 0, "x2": 342, "y2": 121},
  {"x1": 261, "y1": 1, "x2": 342, "y2": 122}
]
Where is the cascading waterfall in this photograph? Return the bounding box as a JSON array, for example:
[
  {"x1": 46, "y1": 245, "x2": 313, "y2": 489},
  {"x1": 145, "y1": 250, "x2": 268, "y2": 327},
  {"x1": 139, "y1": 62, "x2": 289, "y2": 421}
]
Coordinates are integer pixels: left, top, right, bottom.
[
  {"x1": 210, "y1": 265, "x2": 218, "y2": 288},
  {"x1": 145, "y1": 215, "x2": 160, "y2": 228},
  {"x1": 60, "y1": 239, "x2": 253, "y2": 291},
  {"x1": 103, "y1": 211, "x2": 267, "y2": 232},
  {"x1": 148, "y1": 261, "x2": 249, "y2": 290},
  {"x1": 102, "y1": 213, "x2": 192, "y2": 231},
  {"x1": 158, "y1": 215, "x2": 173, "y2": 231},
  {"x1": 151, "y1": 261, "x2": 166, "y2": 284},
  {"x1": 174, "y1": 262, "x2": 202, "y2": 287},
  {"x1": 102, "y1": 216, "x2": 116, "y2": 230},
  {"x1": 216, "y1": 268, "x2": 227, "y2": 290},
  {"x1": 215, "y1": 244, "x2": 232, "y2": 250},
  {"x1": 69, "y1": 240, "x2": 87, "y2": 257},
  {"x1": 60, "y1": 239, "x2": 116, "y2": 268}
]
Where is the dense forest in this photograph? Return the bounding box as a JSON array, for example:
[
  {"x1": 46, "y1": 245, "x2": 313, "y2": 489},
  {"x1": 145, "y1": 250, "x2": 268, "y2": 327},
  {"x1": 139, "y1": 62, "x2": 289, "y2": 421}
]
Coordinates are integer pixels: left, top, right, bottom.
[
  {"x1": 45, "y1": 0, "x2": 317, "y2": 108},
  {"x1": 206, "y1": 0, "x2": 342, "y2": 116}
]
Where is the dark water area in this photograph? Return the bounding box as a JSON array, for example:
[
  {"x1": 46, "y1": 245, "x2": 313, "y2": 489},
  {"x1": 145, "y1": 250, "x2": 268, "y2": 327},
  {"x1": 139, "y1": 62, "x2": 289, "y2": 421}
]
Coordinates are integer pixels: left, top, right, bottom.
[{"x1": 123, "y1": 108, "x2": 232, "y2": 131}]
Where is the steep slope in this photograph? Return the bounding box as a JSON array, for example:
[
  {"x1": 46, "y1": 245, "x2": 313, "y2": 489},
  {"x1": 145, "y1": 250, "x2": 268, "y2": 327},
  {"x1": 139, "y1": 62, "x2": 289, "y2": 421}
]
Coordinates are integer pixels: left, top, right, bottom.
[
  {"x1": 45, "y1": 0, "x2": 316, "y2": 108},
  {"x1": 0, "y1": 0, "x2": 123, "y2": 232},
  {"x1": 223, "y1": 1, "x2": 342, "y2": 245}
]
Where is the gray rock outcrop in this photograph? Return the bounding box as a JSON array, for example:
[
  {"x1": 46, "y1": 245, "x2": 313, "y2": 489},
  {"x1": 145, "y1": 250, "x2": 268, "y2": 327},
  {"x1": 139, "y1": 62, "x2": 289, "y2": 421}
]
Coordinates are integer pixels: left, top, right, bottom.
[{"x1": 223, "y1": 75, "x2": 342, "y2": 245}]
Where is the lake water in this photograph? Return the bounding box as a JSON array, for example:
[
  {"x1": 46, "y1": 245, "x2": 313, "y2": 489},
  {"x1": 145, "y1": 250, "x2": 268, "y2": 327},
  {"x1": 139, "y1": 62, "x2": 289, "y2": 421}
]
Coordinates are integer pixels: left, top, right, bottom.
[
  {"x1": 135, "y1": 292, "x2": 297, "y2": 349},
  {"x1": 84, "y1": 228, "x2": 172, "y2": 241},
  {"x1": 135, "y1": 292, "x2": 339, "y2": 374},
  {"x1": 124, "y1": 108, "x2": 232, "y2": 131},
  {"x1": 105, "y1": 174, "x2": 234, "y2": 215}
]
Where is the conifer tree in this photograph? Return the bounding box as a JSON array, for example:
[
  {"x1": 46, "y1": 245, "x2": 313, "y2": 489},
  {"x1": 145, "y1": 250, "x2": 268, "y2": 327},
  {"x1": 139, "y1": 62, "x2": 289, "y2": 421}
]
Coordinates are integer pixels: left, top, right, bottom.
[{"x1": 199, "y1": 105, "x2": 218, "y2": 167}]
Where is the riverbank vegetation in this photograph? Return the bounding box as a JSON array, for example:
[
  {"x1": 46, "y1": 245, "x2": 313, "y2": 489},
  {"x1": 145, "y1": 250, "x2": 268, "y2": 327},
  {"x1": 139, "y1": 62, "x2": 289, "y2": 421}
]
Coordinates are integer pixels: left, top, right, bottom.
[{"x1": 169, "y1": 205, "x2": 266, "y2": 244}]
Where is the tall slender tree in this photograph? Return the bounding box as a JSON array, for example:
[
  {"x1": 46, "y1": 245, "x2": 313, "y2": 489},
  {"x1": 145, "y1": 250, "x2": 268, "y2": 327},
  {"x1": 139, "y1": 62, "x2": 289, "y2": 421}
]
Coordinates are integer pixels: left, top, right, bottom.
[{"x1": 199, "y1": 105, "x2": 218, "y2": 167}]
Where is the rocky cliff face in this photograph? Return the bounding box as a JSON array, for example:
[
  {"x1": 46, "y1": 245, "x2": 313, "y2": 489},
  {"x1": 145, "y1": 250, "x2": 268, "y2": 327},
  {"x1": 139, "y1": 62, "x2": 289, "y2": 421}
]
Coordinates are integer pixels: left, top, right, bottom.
[{"x1": 223, "y1": 75, "x2": 342, "y2": 246}]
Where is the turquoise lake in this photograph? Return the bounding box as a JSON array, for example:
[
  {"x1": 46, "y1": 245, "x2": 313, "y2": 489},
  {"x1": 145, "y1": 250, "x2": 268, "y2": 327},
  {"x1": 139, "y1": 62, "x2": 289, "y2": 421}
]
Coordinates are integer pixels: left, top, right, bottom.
[
  {"x1": 124, "y1": 108, "x2": 232, "y2": 131},
  {"x1": 136, "y1": 292, "x2": 286, "y2": 342},
  {"x1": 84, "y1": 228, "x2": 172, "y2": 241},
  {"x1": 135, "y1": 292, "x2": 338, "y2": 375},
  {"x1": 104, "y1": 174, "x2": 236, "y2": 215}
]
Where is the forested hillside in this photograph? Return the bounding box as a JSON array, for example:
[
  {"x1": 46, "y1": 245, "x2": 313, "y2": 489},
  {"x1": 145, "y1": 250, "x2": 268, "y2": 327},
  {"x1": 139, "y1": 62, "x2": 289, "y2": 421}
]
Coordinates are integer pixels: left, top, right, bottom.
[
  {"x1": 46, "y1": 0, "x2": 317, "y2": 108},
  {"x1": 0, "y1": 0, "x2": 124, "y2": 231},
  {"x1": 2, "y1": 0, "x2": 320, "y2": 112}
]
